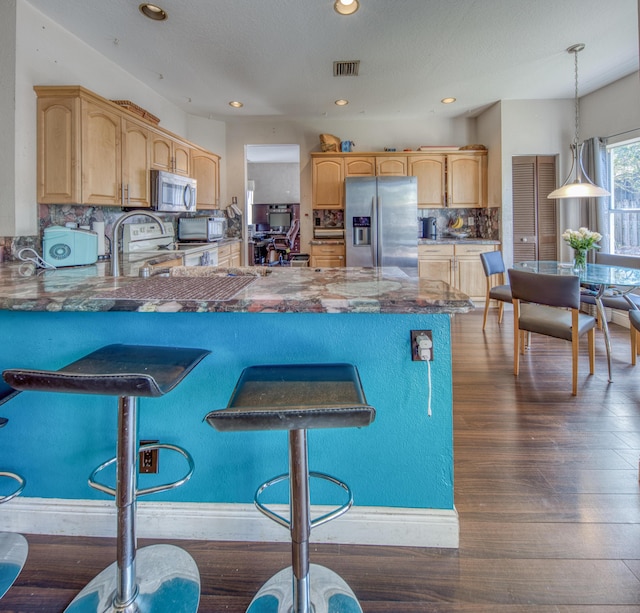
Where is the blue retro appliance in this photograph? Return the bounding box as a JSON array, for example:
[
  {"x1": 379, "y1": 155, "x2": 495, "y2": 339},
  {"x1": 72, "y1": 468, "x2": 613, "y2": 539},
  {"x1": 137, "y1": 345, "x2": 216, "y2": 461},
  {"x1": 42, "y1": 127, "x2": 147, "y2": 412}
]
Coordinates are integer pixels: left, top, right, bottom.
[{"x1": 43, "y1": 226, "x2": 98, "y2": 267}]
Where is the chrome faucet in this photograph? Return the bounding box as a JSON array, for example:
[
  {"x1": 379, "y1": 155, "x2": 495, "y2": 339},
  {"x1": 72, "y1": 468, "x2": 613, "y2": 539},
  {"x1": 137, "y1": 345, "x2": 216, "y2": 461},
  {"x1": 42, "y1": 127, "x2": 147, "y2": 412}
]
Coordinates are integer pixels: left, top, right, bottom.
[{"x1": 110, "y1": 210, "x2": 170, "y2": 277}]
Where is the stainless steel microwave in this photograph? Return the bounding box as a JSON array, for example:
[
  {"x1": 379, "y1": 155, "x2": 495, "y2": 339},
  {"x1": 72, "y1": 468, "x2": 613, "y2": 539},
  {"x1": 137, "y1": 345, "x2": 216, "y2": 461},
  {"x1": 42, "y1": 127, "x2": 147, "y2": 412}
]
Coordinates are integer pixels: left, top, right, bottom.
[{"x1": 150, "y1": 170, "x2": 197, "y2": 212}]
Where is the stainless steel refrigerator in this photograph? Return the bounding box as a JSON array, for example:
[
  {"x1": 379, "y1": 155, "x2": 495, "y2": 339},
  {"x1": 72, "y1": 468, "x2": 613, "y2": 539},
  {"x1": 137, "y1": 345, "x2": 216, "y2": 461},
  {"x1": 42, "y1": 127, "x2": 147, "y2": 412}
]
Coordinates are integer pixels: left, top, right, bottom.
[{"x1": 345, "y1": 176, "x2": 418, "y2": 269}]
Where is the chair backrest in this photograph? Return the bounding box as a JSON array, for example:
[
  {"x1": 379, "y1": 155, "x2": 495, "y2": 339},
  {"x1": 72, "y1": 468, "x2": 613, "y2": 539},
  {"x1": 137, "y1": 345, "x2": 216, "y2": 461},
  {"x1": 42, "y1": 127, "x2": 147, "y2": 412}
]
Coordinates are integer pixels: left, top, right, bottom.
[
  {"x1": 508, "y1": 268, "x2": 581, "y2": 310},
  {"x1": 480, "y1": 250, "x2": 506, "y2": 277},
  {"x1": 595, "y1": 252, "x2": 640, "y2": 269}
]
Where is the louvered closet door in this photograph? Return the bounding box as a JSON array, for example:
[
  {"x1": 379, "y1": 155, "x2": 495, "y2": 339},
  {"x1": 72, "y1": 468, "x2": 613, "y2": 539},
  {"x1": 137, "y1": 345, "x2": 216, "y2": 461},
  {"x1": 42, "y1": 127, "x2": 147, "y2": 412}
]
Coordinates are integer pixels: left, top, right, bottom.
[{"x1": 512, "y1": 156, "x2": 557, "y2": 262}]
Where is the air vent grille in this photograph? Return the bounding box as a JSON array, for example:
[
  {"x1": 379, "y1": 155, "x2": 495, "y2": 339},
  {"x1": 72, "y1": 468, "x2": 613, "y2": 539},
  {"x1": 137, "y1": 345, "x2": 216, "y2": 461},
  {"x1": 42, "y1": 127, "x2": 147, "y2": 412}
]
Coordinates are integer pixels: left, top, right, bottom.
[{"x1": 333, "y1": 61, "x2": 360, "y2": 77}]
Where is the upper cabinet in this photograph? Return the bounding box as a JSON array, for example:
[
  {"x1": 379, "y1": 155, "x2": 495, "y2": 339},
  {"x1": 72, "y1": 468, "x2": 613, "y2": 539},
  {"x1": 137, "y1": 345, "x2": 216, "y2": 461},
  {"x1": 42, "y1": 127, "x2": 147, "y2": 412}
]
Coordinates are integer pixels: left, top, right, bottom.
[
  {"x1": 311, "y1": 150, "x2": 488, "y2": 210},
  {"x1": 312, "y1": 157, "x2": 344, "y2": 209},
  {"x1": 376, "y1": 156, "x2": 408, "y2": 176},
  {"x1": 150, "y1": 132, "x2": 191, "y2": 176},
  {"x1": 191, "y1": 147, "x2": 220, "y2": 209},
  {"x1": 35, "y1": 85, "x2": 220, "y2": 207}
]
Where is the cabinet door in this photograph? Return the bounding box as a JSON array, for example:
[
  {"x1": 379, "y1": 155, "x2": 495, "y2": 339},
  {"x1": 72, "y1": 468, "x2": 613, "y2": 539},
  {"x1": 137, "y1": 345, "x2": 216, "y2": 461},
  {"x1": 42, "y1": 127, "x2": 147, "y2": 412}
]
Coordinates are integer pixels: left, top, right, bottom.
[
  {"x1": 122, "y1": 119, "x2": 151, "y2": 208},
  {"x1": 409, "y1": 155, "x2": 446, "y2": 208},
  {"x1": 173, "y1": 142, "x2": 191, "y2": 176},
  {"x1": 418, "y1": 258, "x2": 452, "y2": 283},
  {"x1": 418, "y1": 245, "x2": 454, "y2": 282},
  {"x1": 310, "y1": 243, "x2": 345, "y2": 267},
  {"x1": 377, "y1": 156, "x2": 407, "y2": 176},
  {"x1": 345, "y1": 157, "x2": 375, "y2": 177},
  {"x1": 151, "y1": 133, "x2": 173, "y2": 172},
  {"x1": 37, "y1": 96, "x2": 80, "y2": 204},
  {"x1": 81, "y1": 100, "x2": 122, "y2": 206},
  {"x1": 312, "y1": 158, "x2": 344, "y2": 209},
  {"x1": 192, "y1": 150, "x2": 220, "y2": 209},
  {"x1": 447, "y1": 154, "x2": 486, "y2": 208},
  {"x1": 455, "y1": 245, "x2": 495, "y2": 300}
]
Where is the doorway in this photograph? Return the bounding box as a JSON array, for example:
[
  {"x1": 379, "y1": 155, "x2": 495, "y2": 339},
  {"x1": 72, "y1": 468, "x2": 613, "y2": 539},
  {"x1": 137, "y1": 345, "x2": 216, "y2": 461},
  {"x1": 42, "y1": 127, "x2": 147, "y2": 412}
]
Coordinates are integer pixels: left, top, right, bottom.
[
  {"x1": 245, "y1": 144, "x2": 301, "y2": 265},
  {"x1": 512, "y1": 155, "x2": 558, "y2": 261}
]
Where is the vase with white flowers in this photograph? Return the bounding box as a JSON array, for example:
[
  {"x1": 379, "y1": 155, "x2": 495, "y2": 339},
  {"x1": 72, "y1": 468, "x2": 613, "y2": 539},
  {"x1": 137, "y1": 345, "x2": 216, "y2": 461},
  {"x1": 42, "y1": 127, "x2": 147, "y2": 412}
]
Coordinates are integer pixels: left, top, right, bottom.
[{"x1": 562, "y1": 227, "x2": 602, "y2": 272}]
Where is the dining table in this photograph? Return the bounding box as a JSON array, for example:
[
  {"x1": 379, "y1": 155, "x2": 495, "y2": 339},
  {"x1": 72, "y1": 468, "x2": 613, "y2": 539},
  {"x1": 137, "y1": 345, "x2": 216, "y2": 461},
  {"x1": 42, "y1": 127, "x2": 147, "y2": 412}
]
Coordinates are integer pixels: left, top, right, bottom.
[{"x1": 513, "y1": 260, "x2": 640, "y2": 382}]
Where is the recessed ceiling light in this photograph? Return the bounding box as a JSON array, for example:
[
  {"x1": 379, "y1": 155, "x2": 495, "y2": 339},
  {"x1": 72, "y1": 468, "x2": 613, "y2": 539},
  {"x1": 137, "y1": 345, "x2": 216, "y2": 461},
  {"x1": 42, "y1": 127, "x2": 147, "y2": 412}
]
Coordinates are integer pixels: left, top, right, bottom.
[
  {"x1": 229, "y1": 101, "x2": 244, "y2": 108},
  {"x1": 334, "y1": 0, "x2": 360, "y2": 15},
  {"x1": 335, "y1": 99, "x2": 349, "y2": 106},
  {"x1": 139, "y1": 3, "x2": 168, "y2": 21},
  {"x1": 441, "y1": 97, "x2": 456, "y2": 104}
]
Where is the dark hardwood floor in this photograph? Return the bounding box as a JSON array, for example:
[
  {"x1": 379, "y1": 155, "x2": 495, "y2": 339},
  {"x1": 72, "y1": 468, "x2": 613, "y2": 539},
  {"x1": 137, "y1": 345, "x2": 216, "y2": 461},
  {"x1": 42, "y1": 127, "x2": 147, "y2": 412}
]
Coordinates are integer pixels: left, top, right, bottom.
[{"x1": 3, "y1": 308, "x2": 640, "y2": 612}]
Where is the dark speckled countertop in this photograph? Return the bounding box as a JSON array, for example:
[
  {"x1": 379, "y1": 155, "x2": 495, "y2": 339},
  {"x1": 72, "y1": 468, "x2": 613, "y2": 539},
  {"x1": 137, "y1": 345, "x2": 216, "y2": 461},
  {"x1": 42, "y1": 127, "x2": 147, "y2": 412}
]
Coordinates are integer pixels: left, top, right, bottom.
[{"x1": 0, "y1": 262, "x2": 473, "y2": 314}]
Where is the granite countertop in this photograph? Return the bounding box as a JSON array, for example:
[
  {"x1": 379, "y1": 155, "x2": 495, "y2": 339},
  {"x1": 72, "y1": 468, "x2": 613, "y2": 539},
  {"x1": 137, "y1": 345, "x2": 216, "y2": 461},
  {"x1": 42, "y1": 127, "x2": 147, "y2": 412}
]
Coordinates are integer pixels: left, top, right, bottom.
[
  {"x1": 418, "y1": 238, "x2": 501, "y2": 245},
  {"x1": 0, "y1": 262, "x2": 473, "y2": 314}
]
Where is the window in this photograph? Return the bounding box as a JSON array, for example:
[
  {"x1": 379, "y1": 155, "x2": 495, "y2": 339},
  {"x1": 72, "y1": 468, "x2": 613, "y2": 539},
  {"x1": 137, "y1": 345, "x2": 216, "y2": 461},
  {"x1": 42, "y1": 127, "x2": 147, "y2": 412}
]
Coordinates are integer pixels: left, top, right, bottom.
[{"x1": 608, "y1": 139, "x2": 640, "y2": 255}]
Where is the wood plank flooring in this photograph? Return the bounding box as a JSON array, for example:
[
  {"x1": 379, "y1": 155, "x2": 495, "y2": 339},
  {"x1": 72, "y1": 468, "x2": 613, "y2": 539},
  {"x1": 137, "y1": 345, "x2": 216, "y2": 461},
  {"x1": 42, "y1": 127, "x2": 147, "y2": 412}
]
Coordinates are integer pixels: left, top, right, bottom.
[{"x1": 2, "y1": 308, "x2": 640, "y2": 612}]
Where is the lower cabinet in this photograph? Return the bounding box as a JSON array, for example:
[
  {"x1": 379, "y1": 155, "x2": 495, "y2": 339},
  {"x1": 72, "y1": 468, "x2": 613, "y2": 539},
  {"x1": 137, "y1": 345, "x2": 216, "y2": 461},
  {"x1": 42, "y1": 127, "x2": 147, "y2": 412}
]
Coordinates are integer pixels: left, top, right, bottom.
[
  {"x1": 218, "y1": 241, "x2": 242, "y2": 268},
  {"x1": 418, "y1": 243, "x2": 496, "y2": 300},
  {"x1": 310, "y1": 242, "x2": 345, "y2": 267}
]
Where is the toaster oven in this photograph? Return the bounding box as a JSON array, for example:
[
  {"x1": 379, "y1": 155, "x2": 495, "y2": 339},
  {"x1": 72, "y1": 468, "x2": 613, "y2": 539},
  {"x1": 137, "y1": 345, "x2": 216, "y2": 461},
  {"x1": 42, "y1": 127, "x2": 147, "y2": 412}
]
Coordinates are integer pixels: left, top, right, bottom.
[{"x1": 178, "y1": 216, "x2": 226, "y2": 242}]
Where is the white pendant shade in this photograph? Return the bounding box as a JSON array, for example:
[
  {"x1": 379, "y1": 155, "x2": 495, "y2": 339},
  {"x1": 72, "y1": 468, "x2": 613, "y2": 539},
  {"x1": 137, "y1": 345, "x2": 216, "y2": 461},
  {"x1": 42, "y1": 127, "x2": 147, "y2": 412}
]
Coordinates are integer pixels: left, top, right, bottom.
[{"x1": 548, "y1": 181, "x2": 610, "y2": 199}]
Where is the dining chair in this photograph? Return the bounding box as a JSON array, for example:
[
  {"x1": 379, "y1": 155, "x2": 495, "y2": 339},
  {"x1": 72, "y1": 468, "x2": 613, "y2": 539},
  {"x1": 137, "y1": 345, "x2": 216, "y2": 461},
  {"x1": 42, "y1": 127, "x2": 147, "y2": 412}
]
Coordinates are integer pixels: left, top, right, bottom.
[
  {"x1": 580, "y1": 252, "x2": 640, "y2": 364},
  {"x1": 508, "y1": 268, "x2": 596, "y2": 396},
  {"x1": 480, "y1": 250, "x2": 511, "y2": 330}
]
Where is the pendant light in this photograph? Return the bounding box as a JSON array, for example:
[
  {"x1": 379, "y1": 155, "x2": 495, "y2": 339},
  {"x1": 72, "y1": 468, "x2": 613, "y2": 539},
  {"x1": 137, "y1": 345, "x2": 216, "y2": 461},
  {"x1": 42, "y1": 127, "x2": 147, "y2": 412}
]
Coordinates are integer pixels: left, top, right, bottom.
[{"x1": 548, "y1": 44, "x2": 610, "y2": 199}]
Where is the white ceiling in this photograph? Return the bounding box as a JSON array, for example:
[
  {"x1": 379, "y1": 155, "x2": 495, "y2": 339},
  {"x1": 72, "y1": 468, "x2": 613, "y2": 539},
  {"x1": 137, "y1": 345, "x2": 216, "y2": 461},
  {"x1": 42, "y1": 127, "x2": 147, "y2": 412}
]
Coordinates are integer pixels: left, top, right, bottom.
[{"x1": 25, "y1": 0, "x2": 639, "y2": 122}]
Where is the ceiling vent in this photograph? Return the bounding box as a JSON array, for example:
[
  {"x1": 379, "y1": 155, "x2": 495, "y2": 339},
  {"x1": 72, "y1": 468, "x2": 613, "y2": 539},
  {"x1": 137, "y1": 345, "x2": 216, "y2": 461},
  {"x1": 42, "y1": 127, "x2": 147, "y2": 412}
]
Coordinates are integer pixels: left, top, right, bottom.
[{"x1": 333, "y1": 60, "x2": 360, "y2": 77}]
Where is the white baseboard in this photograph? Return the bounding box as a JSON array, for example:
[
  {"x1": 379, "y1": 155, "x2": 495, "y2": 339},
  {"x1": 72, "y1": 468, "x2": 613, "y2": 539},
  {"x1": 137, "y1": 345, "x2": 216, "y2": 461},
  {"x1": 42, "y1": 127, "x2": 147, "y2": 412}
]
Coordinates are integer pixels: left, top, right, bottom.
[{"x1": 0, "y1": 497, "x2": 459, "y2": 548}]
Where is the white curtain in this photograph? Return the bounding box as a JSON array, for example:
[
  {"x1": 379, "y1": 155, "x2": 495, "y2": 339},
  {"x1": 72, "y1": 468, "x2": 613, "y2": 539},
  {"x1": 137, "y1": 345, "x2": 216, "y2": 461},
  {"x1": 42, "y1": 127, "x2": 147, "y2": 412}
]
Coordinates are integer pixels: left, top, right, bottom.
[{"x1": 582, "y1": 137, "x2": 611, "y2": 253}]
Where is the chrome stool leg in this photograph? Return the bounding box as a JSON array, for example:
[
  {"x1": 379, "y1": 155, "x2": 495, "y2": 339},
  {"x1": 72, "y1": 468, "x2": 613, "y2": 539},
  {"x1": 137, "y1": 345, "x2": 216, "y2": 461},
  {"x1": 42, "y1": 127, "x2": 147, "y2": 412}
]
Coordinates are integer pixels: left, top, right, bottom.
[
  {"x1": 65, "y1": 396, "x2": 200, "y2": 613},
  {"x1": 0, "y1": 411, "x2": 28, "y2": 602}
]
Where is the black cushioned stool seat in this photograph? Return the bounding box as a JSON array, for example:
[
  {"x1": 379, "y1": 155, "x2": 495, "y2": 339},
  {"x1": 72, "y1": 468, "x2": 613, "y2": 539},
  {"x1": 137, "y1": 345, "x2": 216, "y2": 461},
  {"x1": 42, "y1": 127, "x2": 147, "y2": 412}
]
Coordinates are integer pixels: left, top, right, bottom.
[
  {"x1": 0, "y1": 383, "x2": 27, "y2": 602},
  {"x1": 206, "y1": 363, "x2": 375, "y2": 613},
  {"x1": 3, "y1": 344, "x2": 210, "y2": 613}
]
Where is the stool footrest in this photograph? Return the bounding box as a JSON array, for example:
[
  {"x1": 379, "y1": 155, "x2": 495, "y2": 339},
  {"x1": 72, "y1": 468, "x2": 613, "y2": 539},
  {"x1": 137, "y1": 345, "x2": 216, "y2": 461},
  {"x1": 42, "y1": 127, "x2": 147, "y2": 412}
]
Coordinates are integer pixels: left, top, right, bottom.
[
  {"x1": 89, "y1": 443, "x2": 194, "y2": 498},
  {"x1": 255, "y1": 471, "x2": 353, "y2": 530},
  {"x1": 0, "y1": 471, "x2": 25, "y2": 504}
]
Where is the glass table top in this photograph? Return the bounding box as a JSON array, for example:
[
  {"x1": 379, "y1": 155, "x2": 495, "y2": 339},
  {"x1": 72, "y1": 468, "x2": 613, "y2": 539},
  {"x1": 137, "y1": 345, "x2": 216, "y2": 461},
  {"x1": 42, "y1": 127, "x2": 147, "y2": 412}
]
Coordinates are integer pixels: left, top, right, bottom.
[{"x1": 513, "y1": 261, "x2": 640, "y2": 287}]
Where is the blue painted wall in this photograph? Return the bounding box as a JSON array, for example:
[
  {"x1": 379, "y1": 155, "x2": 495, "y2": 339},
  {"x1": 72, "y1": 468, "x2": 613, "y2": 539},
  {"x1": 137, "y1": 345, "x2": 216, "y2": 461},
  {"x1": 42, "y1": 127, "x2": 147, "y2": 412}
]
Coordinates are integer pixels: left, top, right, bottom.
[{"x1": 0, "y1": 311, "x2": 453, "y2": 510}]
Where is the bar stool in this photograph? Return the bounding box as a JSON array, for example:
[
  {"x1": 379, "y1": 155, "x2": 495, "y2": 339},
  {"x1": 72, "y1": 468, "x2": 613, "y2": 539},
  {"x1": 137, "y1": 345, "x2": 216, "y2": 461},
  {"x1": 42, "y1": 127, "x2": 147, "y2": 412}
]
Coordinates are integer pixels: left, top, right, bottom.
[
  {"x1": 0, "y1": 381, "x2": 28, "y2": 601},
  {"x1": 3, "y1": 343, "x2": 209, "y2": 613},
  {"x1": 206, "y1": 363, "x2": 375, "y2": 613}
]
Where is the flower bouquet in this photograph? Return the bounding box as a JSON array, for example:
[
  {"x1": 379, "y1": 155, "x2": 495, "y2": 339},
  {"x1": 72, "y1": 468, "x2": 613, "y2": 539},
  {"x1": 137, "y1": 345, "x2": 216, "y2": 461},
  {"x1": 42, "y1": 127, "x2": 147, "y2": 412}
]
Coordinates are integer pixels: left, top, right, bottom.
[{"x1": 562, "y1": 227, "x2": 602, "y2": 271}]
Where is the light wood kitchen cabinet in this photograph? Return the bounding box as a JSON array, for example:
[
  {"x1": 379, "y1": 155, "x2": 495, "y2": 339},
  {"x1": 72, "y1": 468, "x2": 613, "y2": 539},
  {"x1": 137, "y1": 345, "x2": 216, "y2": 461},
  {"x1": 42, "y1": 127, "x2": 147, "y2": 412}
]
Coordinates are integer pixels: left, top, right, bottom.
[
  {"x1": 418, "y1": 243, "x2": 496, "y2": 300},
  {"x1": 36, "y1": 87, "x2": 125, "y2": 206},
  {"x1": 122, "y1": 119, "x2": 151, "y2": 208},
  {"x1": 376, "y1": 156, "x2": 408, "y2": 176},
  {"x1": 229, "y1": 241, "x2": 241, "y2": 267},
  {"x1": 217, "y1": 242, "x2": 231, "y2": 268},
  {"x1": 191, "y1": 148, "x2": 220, "y2": 209},
  {"x1": 312, "y1": 157, "x2": 344, "y2": 209},
  {"x1": 310, "y1": 242, "x2": 345, "y2": 267},
  {"x1": 344, "y1": 157, "x2": 375, "y2": 177},
  {"x1": 418, "y1": 244, "x2": 454, "y2": 284},
  {"x1": 447, "y1": 154, "x2": 486, "y2": 208},
  {"x1": 35, "y1": 85, "x2": 222, "y2": 207},
  {"x1": 311, "y1": 150, "x2": 488, "y2": 212},
  {"x1": 409, "y1": 155, "x2": 446, "y2": 207},
  {"x1": 150, "y1": 132, "x2": 191, "y2": 176}
]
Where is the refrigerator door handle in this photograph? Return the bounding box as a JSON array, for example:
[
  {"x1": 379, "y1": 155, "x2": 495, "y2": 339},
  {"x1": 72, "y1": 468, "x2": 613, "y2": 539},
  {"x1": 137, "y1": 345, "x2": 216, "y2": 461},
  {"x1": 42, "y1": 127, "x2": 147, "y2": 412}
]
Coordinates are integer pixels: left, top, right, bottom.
[
  {"x1": 370, "y1": 196, "x2": 377, "y2": 266},
  {"x1": 375, "y1": 195, "x2": 383, "y2": 267}
]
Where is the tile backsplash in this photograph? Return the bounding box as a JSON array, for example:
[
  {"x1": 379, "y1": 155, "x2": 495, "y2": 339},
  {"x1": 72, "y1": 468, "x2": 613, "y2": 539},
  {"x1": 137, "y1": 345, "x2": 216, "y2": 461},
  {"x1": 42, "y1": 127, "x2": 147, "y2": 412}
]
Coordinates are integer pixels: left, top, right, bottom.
[{"x1": 418, "y1": 207, "x2": 500, "y2": 239}]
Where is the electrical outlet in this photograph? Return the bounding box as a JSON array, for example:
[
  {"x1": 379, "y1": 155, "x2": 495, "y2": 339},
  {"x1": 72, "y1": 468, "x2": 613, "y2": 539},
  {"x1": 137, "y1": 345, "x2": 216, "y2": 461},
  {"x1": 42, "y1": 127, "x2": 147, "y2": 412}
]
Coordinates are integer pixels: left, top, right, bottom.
[
  {"x1": 410, "y1": 330, "x2": 433, "y2": 361},
  {"x1": 139, "y1": 440, "x2": 159, "y2": 474},
  {"x1": 467, "y1": 216, "x2": 474, "y2": 226}
]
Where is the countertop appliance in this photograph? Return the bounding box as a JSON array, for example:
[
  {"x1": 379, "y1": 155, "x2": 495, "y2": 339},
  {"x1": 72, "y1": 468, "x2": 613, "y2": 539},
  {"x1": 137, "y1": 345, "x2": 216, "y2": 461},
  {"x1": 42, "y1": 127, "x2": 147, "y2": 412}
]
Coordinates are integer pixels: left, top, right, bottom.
[
  {"x1": 43, "y1": 226, "x2": 98, "y2": 267},
  {"x1": 421, "y1": 217, "x2": 437, "y2": 239},
  {"x1": 150, "y1": 170, "x2": 197, "y2": 212},
  {"x1": 345, "y1": 176, "x2": 418, "y2": 269},
  {"x1": 178, "y1": 214, "x2": 226, "y2": 242},
  {"x1": 121, "y1": 221, "x2": 219, "y2": 266}
]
